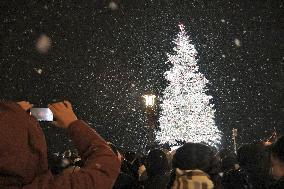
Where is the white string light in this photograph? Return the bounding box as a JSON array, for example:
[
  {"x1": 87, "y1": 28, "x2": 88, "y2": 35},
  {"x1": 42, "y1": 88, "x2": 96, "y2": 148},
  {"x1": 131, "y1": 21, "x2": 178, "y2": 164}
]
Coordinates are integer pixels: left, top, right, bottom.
[{"x1": 156, "y1": 24, "x2": 222, "y2": 147}]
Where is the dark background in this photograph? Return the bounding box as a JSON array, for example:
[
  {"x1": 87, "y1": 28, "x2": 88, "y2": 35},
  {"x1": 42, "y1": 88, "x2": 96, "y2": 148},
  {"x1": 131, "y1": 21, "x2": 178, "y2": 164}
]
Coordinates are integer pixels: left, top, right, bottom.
[{"x1": 0, "y1": 0, "x2": 283, "y2": 153}]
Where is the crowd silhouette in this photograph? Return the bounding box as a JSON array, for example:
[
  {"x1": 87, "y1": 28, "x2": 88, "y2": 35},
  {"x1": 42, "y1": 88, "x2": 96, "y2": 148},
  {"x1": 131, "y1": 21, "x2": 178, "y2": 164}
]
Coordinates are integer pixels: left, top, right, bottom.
[{"x1": 0, "y1": 101, "x2": 283, "y2": 189}]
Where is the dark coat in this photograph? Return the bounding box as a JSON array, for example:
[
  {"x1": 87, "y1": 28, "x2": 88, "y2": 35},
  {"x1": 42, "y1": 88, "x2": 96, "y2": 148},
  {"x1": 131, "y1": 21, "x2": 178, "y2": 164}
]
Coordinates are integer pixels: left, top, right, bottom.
[
  {"x1": 221, "y1": 169, "x2": 253, "y2": 189},
  {"x1": 269, "y1": 178, "x2": 284, "y2": 189},
  {"x1": 113, "y1": 172, "x2": 136, "y2": 189},
  {"x1": 141, "y1": 174, "x2": 170, "y2": 189},
  {"x1": 0, "y1": 102, "x2": 120, "y2": 189}
]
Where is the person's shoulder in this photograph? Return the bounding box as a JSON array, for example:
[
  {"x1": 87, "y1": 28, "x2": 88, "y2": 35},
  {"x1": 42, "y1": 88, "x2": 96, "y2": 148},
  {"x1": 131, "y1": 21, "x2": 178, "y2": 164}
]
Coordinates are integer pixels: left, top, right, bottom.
[{"x1": 222, "y1": 169, "x2": 253, "y2": 189}]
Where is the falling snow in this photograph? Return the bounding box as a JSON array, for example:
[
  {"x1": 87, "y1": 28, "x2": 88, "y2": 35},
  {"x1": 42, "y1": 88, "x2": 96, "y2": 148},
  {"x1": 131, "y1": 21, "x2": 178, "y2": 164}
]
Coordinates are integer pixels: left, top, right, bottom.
[
  {"x1": 109, "y1": 1, "x2": 119, "y2": 10},
  {"x1": 36, "y1": 34, "x2": 52, "y2": 54},
  {"x1": 234, "y1": 38, "x2": 241, "y2": 47},
  {"x1": 0, "y1": 0, "x2": 283, "y2": 153},
  {"x1": 34, "y1": 68, "x2": 43, "y2": 74}
]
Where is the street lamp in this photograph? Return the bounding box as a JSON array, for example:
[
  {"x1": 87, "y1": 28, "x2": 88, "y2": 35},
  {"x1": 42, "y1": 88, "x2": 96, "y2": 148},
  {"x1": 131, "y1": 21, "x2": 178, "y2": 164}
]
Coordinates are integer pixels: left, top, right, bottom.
[
  {"x1": 143, "y1": 94, "x2": 156, "y2": 108},
  {"x1": 142, "y1": 94, "x2": 157, "y2": 150}
]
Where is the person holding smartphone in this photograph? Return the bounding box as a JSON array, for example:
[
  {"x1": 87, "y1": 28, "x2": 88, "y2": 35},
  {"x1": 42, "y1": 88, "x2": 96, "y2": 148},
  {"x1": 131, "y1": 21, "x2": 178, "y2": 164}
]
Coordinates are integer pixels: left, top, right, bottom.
[{"x1": 0, "y1": 100, "x2": 120, "y2": 189}]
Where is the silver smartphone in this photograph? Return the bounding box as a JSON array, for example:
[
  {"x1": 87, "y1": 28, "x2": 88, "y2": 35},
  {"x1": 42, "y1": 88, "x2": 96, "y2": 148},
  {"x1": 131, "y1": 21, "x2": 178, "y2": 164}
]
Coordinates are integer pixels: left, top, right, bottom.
[{"x1": 30, "y1": 108, "x2": 53, "y2": 121}]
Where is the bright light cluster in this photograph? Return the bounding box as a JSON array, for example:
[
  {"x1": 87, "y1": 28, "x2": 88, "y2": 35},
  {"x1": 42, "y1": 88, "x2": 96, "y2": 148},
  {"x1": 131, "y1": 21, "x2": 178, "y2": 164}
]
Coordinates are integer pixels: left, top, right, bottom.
[{"x1": 156, "y1": 24, "x2": 222, "y2": 147}]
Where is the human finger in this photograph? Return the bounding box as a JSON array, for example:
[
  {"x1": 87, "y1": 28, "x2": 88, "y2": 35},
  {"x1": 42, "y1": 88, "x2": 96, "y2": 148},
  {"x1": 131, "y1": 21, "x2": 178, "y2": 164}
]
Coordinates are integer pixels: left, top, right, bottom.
[
  {"x1": 48, "y1": 104, "x2": 58, "y2": 114},
  {"x1": 17, "y1": 101, "x2": 34, "y2": 111},
  {"x1": 50, "y1": 102, "x2": 66, "y2": 111},
  {"x1": 25, "y1": 102, "x2": 34, "y2": 110},
  {"x1": 64, "y1": 100, "x2": 72, "y2": 109}
]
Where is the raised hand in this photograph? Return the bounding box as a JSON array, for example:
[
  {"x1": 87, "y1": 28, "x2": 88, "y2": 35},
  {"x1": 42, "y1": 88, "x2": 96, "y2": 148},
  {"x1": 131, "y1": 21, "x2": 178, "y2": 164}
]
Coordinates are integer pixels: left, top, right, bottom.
[
  {"x1": 17, "y1": 101, "x2": 34, "y2": 111},
  {"x1": 48, "y1": 100, "x2": 78, "y2": 129}
]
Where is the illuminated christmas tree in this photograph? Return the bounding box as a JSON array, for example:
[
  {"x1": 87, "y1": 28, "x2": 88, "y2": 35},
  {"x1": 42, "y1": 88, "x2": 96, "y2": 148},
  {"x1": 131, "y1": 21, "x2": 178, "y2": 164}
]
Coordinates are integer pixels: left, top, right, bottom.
[{"x1": 156, "y1": 24, "x2": 221, "y2": 147}]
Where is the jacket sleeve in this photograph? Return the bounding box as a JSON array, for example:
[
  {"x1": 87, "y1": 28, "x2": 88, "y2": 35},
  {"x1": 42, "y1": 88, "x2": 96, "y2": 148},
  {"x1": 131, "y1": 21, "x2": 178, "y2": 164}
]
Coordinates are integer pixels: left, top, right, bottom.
[{"x1": 50, "y1": 120, "x2": 121, "y2": 189}]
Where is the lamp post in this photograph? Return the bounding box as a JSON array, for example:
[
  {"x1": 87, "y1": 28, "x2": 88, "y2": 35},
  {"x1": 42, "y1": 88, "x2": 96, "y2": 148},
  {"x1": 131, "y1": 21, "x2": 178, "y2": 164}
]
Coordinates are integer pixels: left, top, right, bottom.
[
  {"x1": 143, "y1": 94, "x2": 156, "y2": 129},
  {"x1": 143, "y1": 94, "x2": 157, "y2": 149}
]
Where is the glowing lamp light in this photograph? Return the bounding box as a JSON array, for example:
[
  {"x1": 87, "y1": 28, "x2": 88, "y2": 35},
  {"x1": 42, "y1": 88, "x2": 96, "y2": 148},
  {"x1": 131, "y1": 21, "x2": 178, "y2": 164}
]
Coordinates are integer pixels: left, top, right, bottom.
[{"x1": 143, "y1": 94, "x2": 156, "y2": 107}]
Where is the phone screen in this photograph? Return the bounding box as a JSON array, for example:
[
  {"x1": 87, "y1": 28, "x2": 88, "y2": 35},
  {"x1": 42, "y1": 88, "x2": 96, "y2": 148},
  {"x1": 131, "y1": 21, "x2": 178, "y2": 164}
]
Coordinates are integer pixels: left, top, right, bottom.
[{"x1": 30, "y1": 108, "x2": 53, "y2": 121}]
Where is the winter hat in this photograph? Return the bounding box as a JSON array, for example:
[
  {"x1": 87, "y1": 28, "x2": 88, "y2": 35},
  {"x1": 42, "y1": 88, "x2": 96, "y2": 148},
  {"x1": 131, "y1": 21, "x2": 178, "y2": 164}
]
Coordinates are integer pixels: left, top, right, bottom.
[{"x1": 172, "y1": 143, "x2": 215, "y2": 173}]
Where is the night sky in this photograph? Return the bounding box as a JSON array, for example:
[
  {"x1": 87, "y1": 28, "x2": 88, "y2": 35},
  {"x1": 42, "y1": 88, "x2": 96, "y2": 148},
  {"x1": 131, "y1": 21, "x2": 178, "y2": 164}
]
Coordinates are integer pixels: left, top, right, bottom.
[{"x1": 1, "y1": 0, "x2": 283, "y2": 153}]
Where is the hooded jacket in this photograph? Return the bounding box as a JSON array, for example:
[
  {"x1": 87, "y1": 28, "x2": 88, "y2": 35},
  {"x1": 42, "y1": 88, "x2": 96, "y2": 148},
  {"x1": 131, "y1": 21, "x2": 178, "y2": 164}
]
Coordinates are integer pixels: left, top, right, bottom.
[{"x1": 0, "y1": 102, "x2": 120, "y2": 189}]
